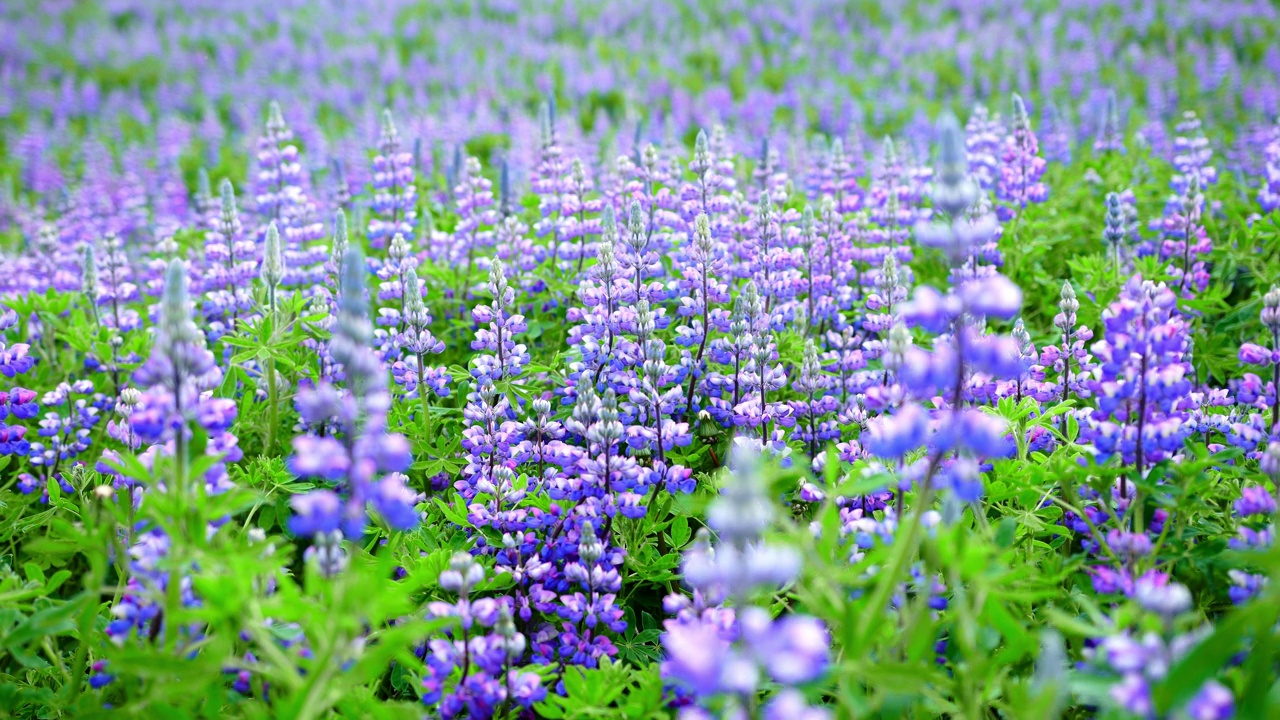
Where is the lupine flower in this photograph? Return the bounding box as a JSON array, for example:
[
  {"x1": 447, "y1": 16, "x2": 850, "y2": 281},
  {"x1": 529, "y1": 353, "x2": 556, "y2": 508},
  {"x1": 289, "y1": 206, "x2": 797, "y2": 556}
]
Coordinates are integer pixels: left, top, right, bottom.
[
  {"x1": 261, "y1": 222, "x2": 285, "y2": 311},
  {"x1": 253, "y1": 101, "x2": 326, "y2": 288},
  {"x1": 1041, "y1": 102, "x2": 1072, "y2": 164},
  {"x1": 1094, "y1": 90, "x2": 1125, "y2": 154},
  {"x1": 676, "y1": 213, "x2": 730, "y2": 415},
  {"x1": 864, "y1": 114, "x2": 1023, "y2": 503},
  {"x1": 287, "y1": 245, "x2": 420, "y2": 543},
  {"x1": 661, "y1": 444, "x2": 828, "y2": 716},
  {"x1": 421, "y1": 554, "x2": 545, "y2": 718},
  {"x1": 1239, "y1": 284, "x2": 1280, "y2": 429},
  {"x1": 451, "y1": 156, "x2": 499, "y2": 294},
  {"x1": 470, "y1": 260, "x2": 530, "y2": 383},
  {"x1": 965, "y1": 105, "x2": 1003, "y2": 192},
  {"x1": 792, "y1": 339, "x2": 838, "y2": 463},
  {"x1": 1260, "y1": 119, "x2": 1280, "y2": 213},
  {"x1": 1171, "y1": 111, "x2": 1217, "y2": 195},
  {"x1": 1088, "y1": 277, "x2": 1196, "y2": 499},
  {"x1": 1103, "y1": 191, "x2": 1128, "y2": 271},
  {"x1": 0, "y1": 306, "x2": 37, "y2": 462},
  {"x1": 996, "y1": 94, "x2": 1048, "y2": 220},
  {"x1": 133, "y1": 260, "x2": 224, "y2": 448},
  {"x1": 1039, "y1": 281, "x2": 1096, "y2": 403},
  {"x1": 1084, "y1": 581, "x2": 1234, "y2": 719},
  {"x1": 368, "y1": 110, "x2": 417, "y2": 249},
  {"x1": 1154, "y1": 172, "x2": 1211, "y2": 298},
  {"x1": 202, "y1": 180, "x2": 256, "y2": 336}
]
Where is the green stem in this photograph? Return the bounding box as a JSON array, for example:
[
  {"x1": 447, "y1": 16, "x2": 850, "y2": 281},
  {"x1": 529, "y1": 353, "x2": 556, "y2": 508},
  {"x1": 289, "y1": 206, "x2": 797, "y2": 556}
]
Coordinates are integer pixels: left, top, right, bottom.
[
  {"x1": 417, "y1": 351, "x2": 432, "y2": 439},
  {"x1": 266, "y1": 355, "x2": 279, "y2": 457},
  {"x1": 65, "y1": 599, "x2": 94, "y2": 704},
  {"x1": 43, "y1": 637, "x2": 71, "y2": 684},
  {"x1": 853, "y1": 470, "x2": 938, "y2": 650}
]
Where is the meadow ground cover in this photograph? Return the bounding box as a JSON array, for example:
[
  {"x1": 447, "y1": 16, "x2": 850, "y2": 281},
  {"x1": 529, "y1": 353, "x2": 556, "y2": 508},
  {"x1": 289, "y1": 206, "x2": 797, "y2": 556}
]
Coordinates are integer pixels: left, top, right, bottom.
[{"x1": 3, "y1": 1, "x2": 1280, "y2": 718}]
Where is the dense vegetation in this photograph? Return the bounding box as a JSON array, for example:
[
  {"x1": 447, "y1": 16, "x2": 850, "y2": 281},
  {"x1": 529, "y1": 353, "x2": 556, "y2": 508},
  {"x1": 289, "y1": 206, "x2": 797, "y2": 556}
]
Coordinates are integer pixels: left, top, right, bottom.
[{"x1": 3, "y1": 1, "x2": 1280, "y2": 718}]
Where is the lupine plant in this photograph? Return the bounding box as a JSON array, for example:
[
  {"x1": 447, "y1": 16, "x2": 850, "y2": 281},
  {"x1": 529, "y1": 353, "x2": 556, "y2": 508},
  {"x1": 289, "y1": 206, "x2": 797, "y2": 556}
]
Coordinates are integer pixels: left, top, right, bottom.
[{"x1": 5, "y1": 3, "x2": 1280, "y2": 719}]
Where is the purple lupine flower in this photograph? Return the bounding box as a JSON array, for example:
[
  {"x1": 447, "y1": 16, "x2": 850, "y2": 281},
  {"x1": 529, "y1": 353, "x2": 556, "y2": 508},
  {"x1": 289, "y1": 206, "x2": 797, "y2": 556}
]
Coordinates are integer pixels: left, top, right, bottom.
[
  {"x1": 1088, "y1": 277, "x2": 1196, "y2": 497},
  {"x1": 92, "y1": 233, "x2": 142, "y2": 334},
  {"x1": 1094, "y1": 90, "x2": 1125, "y2": 154},
  {"x1": 680, "y1": 130, "x2": 718, "y2": 223},
  {"x1": 806, "y1": 136, "x2": 835, "y2": 202},
  {"x1": 792, "y1": 338, "x2": 839, "y2": 464},
  {"x1": 662, "y1": 444, "x2": 828, "y2": 715},
  {"x1": 1159, "y1": 174, "x2": 1212, "y2": 298},
  {"x1": 1103, "y1": 191, "x2": 1129, "y2": 272},
  {"x1": 627, "y1": 298, "x2": 692, "y2": 476},
  {"x1": 558, "y1": 158, "x2": 605, "y2": 276},
  {"x1": 368, "y1": 110, "x2": 417, "y2": 250},
  {"x1": 705, "y1": 282, "x2": 761, "y2": 426},
  {"x1": 1260, "y1": 118, "x2": 1280, "y2": 213},
  {"x1": 1085, "y1": 582, "x2": 1233, "y2": 719},
  {"x1": 866, "y1": 138, "x2": 918, "y2": 268},
  {"x1": 620, "y1": 197, "x2": 666, "y2": 306},
  {"x1": 532, "y1": 101, "x2": 570, "y2": 268},
  {"x1": 996, "y1": 94, "x2": 1048, "y2": 220},
  {"x1": 133, "y1": 260, "x2": 223, "y2": 446},
  {"x1": 929, "y1": 115, "x2": 980, "y2": 221},
  {"x1": 451, "y1": 156, "x2": 499, "y2": 294},
  {"x1": 1041, "y1": 102, "x2": 1072, "y2": 164},
  {"x1": 331, "y1": 158, "x2": 352, "y2": 213},
  {"x1": 862, "y1": 114, "x2": 1023, "y2": 502},
  {"x1": 829, "y1": 136, "x2": 864, "y2": 213},
  {"x1": 750, "y1": 137, "x2": 790, "y2": 205},
  {"x1": 374, "y1": 231, "x2": 415, "y2": 332},
  {"x1": 735, "y1": 288, "x2": 793, "y2": 450},
  {"x1": 0, "y1": 307, "x2": 37, "y2": 463},
  {"x1": 252, "y1": 101, "x2": 301, "y2": 223},
  {"x1": 863, "y1": 253, "x2": 909, "y2": 372},
  {"x1": 965, "y1": 105, "x2": 1003, "y2": 192},
  {"x1": 677, "y1": 213, "x2": 730, "y2": 415},
  {"x1": 1228, "y1": 478, "x2": 1273, "y2": 605},
  {"x1": 391, "y1": 266, "x2": 449, "y2": 405},
  {"x1": 288, "y1": 244, "x2": 420, "y2": 543},
  {"x1": 26, "y1": 380, "x2": 101, "y2": 479},
  {"x1": 1000, "y1": 319, "x2": 1046, "y2": 404},
  {"x1": 1238, "y1": 284, "x2": 1280, "y2": 430},
  {"x1": 796, "y1": 207, "x2": 836, "y2": 334},
  {"x1": 470, "y1": 260, "x2": 530, "y2": 383},
  {"x1": 564, "y1": 209, "x2": 636, "y2": 398},
  {"x1": 202, "y1": 180, "x2": 256, "y2": 336},
  {"x1": 422, "y1": 553, "x2": 545, "y2": 717},
  {"x1": 1170, "y1": 111, "x2": 1218, "y2": 196},
  {"x1": 252, "y1": 102, "x2": 326, "y2": 288},
  {"x1": 1038, "y1": 281, "x2": 1096, "y2": 403}
]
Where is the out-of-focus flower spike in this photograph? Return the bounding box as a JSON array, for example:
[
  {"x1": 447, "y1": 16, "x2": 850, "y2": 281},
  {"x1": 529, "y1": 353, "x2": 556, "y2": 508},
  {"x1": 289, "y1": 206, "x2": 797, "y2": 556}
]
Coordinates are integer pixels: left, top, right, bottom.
[
  {"x1": 1094, "y1": 90, "x2": 1125, "y2": 154},
  {"x1": 262, "y1": 222, "x2": 285, "y2": 306},
  {"x1": 219, "y1": 178, "x2": 241, "y2": 236},
  {"x1": 338, "y1": 245, "x2": 369, "y2": 329},
  {"x1": 539, "y1": 99, "x2": 557, "y2": 150},
  {"x1": 266, "y1": 100, "x2": 286, "y2": 137},
  {"x1": 932, "y1": 113, "x2": 978, "y2": 218},
  {"x1": 378, "y1": 108, "x2": 399, "y2": 154},
  {"x1": 499, "y1": 157, "x2": 513, "y2": 217},
  {"x1": 331, "y1": 209, "x2": 349, "y2": 276},
  {"x1": 81, "y1": 243, "x2": 98, "y2": 298},
  {"x1": 194, "y1": 168, "x2": 213, "y2": 218},
  {"x1": 692, "y1": 129, "x2": 711, "y2": 176}
]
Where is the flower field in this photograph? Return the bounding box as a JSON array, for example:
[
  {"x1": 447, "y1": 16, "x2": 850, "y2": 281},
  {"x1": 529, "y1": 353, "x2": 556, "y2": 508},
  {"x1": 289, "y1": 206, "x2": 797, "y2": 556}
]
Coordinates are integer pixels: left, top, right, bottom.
[{"x1": 4, "y1": 1, "x2": 1280, "y2": 718}]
